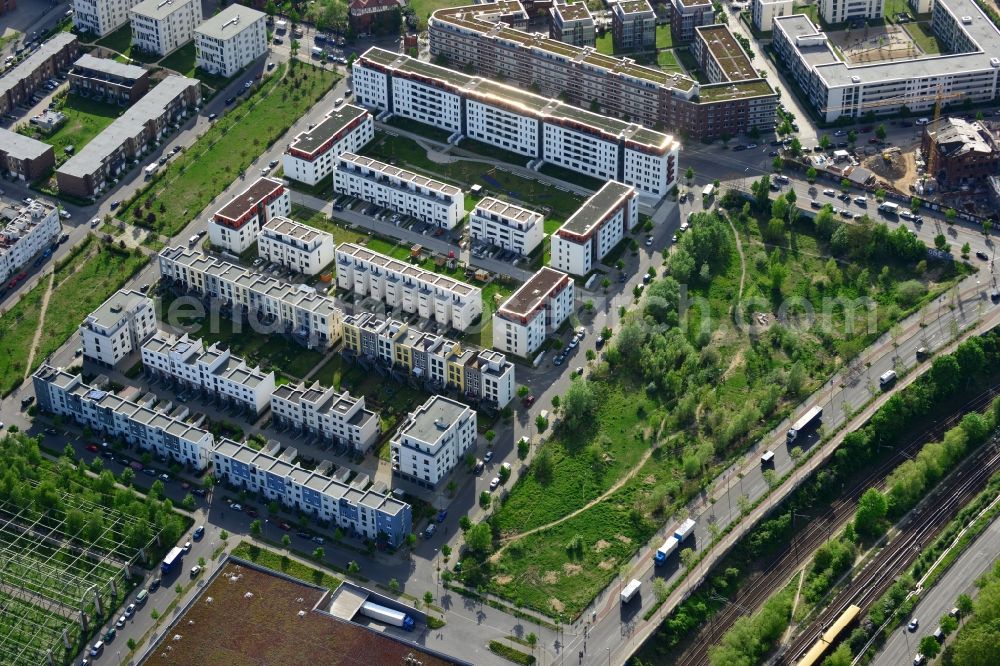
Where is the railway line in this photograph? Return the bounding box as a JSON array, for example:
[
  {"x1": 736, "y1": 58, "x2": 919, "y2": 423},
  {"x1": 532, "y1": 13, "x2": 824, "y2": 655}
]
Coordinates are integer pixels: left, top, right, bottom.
[{"x1": 670, "y1": 383, "x2": 1000, "y2": 666}]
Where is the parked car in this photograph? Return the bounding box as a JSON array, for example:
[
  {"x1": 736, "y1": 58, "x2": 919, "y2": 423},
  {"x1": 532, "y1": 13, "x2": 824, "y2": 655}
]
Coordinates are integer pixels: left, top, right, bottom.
[
  {"x1": 190, "y1": 565, "x2": 201, "y2": 578},
  {"x1": 193, "y1": 526, "x2": 205, "y2": 540},
  {"x1": 976, "y1": 250, "x2": 989, "y2": 261}
]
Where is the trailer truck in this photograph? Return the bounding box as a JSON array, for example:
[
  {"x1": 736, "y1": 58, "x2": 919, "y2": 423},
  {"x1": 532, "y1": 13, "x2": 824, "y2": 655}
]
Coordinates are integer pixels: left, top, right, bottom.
[
  {"x1": 654, "y1": 518, "x2": 697, "y2": 565},
  {"x1": 878, "y1": 202, "x2": 899, "y2": 215},
  {"x1": 161, "y1": 546, "x2": 184, "y2": 574},
  {"x1": 359, "y1": 601, "x2": 415, "y2": 631},
  {"x1": 786, "y1": 406, "x2": 822, "y2": 444},
  {"x1": 620, "y1": 579, "x2": 642, "y2": 604}
]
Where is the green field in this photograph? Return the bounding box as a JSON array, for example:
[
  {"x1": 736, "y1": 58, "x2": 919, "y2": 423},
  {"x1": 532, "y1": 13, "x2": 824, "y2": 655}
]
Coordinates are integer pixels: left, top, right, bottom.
[
  {"x1": 408, "y1": 0, "x2": 470, "y2": 20},
  {"x1": 20, "y1": 95, "x2": 121, "y2": 166},
  {"x1": 158, "y1": 42, "x2": 234, "y2": 90},
  {"x1": 95, "y1": 24, "x2": 160, "y2": 63},
  {"x1": 903, "y1": 22, "x2": 942, "y2": 54},
  {"x1": 658, "y1": 49, "x2": 684, "y2": 74},
  {"x1": 656, "y1": 24, "x2": 673, "y2": 49},
  {"x1": 0, "y1": 272, "x2": 47, "y2": 395},
  {"x1": 289, "y1": 204, "x2": 366, "y2": 246},
  {"x1": 127, "y1": 63, "x2": 338, "y2": 237},
  {"x1": 595, "y1": 33, "x2": 614, "y2": 55}
]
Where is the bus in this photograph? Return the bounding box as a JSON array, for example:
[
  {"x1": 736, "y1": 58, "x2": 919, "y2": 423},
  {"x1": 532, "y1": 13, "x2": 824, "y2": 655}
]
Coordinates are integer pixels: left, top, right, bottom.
[{"x1": 161, "y1": 546, "x2": 184, "y2": 574}]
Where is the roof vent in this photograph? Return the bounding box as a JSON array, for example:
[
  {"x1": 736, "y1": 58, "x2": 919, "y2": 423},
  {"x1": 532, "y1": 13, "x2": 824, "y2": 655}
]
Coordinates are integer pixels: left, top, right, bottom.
[
  {"x1": 961, "y1": 15, "x2": 972, "y2": 23},
  {"x1": 110, "y1": 304, "x2": 123, "y2": 313},
  {"x1": 434, "y1": 418, "x2": 448, "y2": 430},
  {"x1": 991, "y1": 57, "x2": 1000, "y2": 67},
  {"x1": 851, "y1": 75, "x2": 861, "y2": 83}
]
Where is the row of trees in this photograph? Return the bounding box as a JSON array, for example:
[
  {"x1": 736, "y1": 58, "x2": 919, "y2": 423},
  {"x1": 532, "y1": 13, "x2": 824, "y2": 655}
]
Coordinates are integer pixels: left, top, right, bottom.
[{"x1": 944, "y1": 561, "x2": 1000, "y2": 665}]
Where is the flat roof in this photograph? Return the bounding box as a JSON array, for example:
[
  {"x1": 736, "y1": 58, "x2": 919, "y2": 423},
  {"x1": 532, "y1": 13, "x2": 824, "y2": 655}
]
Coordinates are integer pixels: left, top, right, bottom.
[
  {"x1": 288, "y1": 103, "x2": 367, "y2": 156},
  {"x1": 614, "y1": 0, "x2": 653, "y2": 15},
  {"x1": 400, "y1": 395, "x2": 471, "y2": 446},
  {"x1": 499, "y1": 267, "x2": 570, "y2": 318},
  {"x1": 473, "y1": 197, "x2": 543, "y2": 226},
  {"x1": 58, "y1": 75, "x2": 198, "y2": 179},
  {"x1": 554, "y1": 1, "x2": 593, "y2": 21},
  {"x1": 337, "y1": 243, "x2": 478, "y2": 297},
  {"x1": 261, "y1": 215, "x2": 333, "y2": 245},
  {"x1": 338, "y1": 151, "x2": 462, "y2": 196},
  {"x1": 215, "y1": 177, "x2": 284, "y2": 221},
  {"x1": 696, "y1": 24, "x2": 756, "y2": 82},
  {"x1": 0, "y1": 127, "x2": 52, "y2": 161},
  {"x1": 85, "y1": 289, "x2": 150, "y2": 329},
  {"x1": 130, "y1": 0, "x2": 198, "y2": 20},
  {"x1": 195, "y1": 3, "x2": 266, "y2": 40},
  {"x1": 558, "y1": 181, "x2": 634, "y2": 237},
  {"x1": 0, "y1": 33, "x2": 76, "y2": 103},
  {"x1": 72, "y1": 53, "x2": 147, "y2": 80},
  {"x1": 698, "y1": 78, "x2": 776, "y2": 102}
]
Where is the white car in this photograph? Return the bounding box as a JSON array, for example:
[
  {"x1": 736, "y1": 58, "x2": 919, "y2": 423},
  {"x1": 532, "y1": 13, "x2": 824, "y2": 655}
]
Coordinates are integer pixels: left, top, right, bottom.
[{"x1": 489, "y1": 477, "x2": 500, "y2": 490}]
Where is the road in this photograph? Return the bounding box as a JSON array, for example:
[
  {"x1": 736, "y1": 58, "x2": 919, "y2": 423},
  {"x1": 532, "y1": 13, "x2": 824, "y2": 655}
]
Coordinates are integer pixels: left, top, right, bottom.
[{"x1": 870, "y1": 508, "x2": 1000, "y2": 666}]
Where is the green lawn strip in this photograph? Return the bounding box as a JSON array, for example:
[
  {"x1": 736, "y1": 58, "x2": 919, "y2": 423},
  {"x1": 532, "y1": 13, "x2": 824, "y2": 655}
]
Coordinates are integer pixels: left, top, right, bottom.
[
  {"x1": 286, "y1": 173, "x2": 335, "y2": 199},
  {"x1": 903, "y1": 22, "x2": 941, "y2": 53},
  {"x1": 657, "y1": 50, "x2": 683, "y2": 73},
  {"x1": 19, "y1": 94, "x2": 121, "y2": 166},
  {"x1": 159, "y1": 42, "x2": 234, "y2": 89},
  {"x1": 231, "y1": 540, "x2": 342, "y2": 589},
  {"x1": 489, "y1": 640, "x2": 537, "y2": 665},
  {"x1": 595, "y1": 33, "x2": 614, "y2": 55},
  {"x1": 95, "y1": 24, "x2": 159, "y2": 64},
  {"x1": 289, "y1": 203, "x2": 365, "y2": 246},
  {"x1": 408, "y1": 0, "x2": 473, "y2": 20},
  {"x1": 656, "y1": 24, "x2": 674, "y2": 49},
  {"x1": 386, "y1": 114, "x2": 453, "y2": 143},
  {"x1": 884, "y1": 0, "x2": 912, "y2": 20},
  {"x1": 0, "y1": 275, "x2": 46, "y2": 395},
  {"x1": 126, "y1": 63, "x2": 338, "y2": 237},
  {"x1": 457, "y1": 138, "x2": 530, "y2": 166},
  {"x1": 536, "y1": 163, "x2": 603, "y2": 192}
]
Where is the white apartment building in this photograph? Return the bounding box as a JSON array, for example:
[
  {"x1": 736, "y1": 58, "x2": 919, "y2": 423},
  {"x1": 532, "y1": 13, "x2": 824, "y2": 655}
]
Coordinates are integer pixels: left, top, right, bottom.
[
  {"x1": 391, "y1": 395, "x2": 476, "y2": 488},
  {"x1": 129, "y1": 0, "x2": 203, "y2": 56},
  {"x1": 195, "y1": 4, "x2": 267, "y2": 78},
  {"x1": 211, "y1": 437, "x2": 412, "y2": 546},
  {"x1": 159, "y1": 246, "x2": 342, "y2": 349},
  {"x1": 208, "y1": 177, "x2": 289, "y2": 254},
  {"x1": 335, "y1": 243, "x2": 483, "y2": 331},
  {"x1": 334, "y1": 152, "x2": 464, "y2": 230},
  {"x1": 257, "y1": 216, "x2": 335, "y2": 276},
  {"x1": 550, "y1": 2, "x2": 596, "y2": 48},
  {"x1": 493, "y1": 267, "x2": 574, "y2": 358},
  {"x1": 352, "y1": 48, "x2": 679, "y2": 199},
  {"x1": 0, "y1": 199, "x2": 61, "y2": 284},
  {"x1": 73, "y1": 0, "x2": 143, "y2": 37},
  {"x1": 751, "y1": 0, "x2": 793, "y2": 31},
  {"x1": 79, "y1": 289, "x2": 157, "y2": 368},
  {"x1": 343, "y1": 312, "x2": 516, "y2": 409},
  {"x1": 551, "y1": 182, "x2": 638, "y2": 276},
  {"x1": 469, "y1": 198, "x2": 544, "y2": 256},
  {"x1": 819, "y1": 0, "x2": 883, "y2": 23},
  {"x1": 270, "y1": 381, "x2": 380, "y2": 454},
  {"x1": 773, "y1": 0, "x2": 1000, "y2": 121},
  {"x1": 141, "y1": 332, "x2": 276, "y2": 416},
  {"x1": 283, "y1": 104, "x2": 374, "y2": 186},
  {"x1": 33, "y1": 365, "x2": 215, "y2": 470}
]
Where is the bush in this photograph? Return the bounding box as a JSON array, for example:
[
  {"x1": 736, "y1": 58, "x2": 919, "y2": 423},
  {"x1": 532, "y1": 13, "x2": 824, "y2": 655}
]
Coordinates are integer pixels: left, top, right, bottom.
[{"x1": 488, "y1": 641, "x2": 536, "y2": 665}]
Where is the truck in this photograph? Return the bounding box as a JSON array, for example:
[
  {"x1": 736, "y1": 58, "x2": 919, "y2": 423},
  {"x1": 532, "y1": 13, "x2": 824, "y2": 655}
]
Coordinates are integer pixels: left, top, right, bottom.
[
  {"x1": 144, "y1": 164, "x2": 158, "y2": 178},
  {"x1": 653, "y1": 518, "x2": 696, "y2": 565},
  {"x1": 702, "y1": 183, "x2": 715, "y2": 198},
  {"x1": 674, "y1": 518, "x2": 696, "y2": 543},
  {"x1": 360, "y1": 601, "x2": 415, "y2": 631},
  {"x1": 786, "y1": 406, "x2": 822, "y2": 444},
  {"x1": 878, "y1": 201, "x2": 899, "y2": 215},
  {"x1": 161, "y1": 546, "x2": 184, "y2": 574},
  {"x1": 620, "y1": 579, "x2": 642, "y2": 604}
]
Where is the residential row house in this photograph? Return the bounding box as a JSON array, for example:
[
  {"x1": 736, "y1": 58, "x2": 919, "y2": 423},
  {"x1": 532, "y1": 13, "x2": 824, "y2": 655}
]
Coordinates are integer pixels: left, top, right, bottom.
[
  {"x1": 0, "y1": 33, "x2": 78, "y2": 117},
  {"x1": 258, "y1": 216, "x2": 336, "y2": 276},
  {"x1": 270, "y1": 381, "x2": 380, "y2": 454},
  {"x1": 0, "y1": 129, "x2": 56, "y2": 182},
  {"x1": 68, "y1": 54, "x2": 151, "y2": 106}
]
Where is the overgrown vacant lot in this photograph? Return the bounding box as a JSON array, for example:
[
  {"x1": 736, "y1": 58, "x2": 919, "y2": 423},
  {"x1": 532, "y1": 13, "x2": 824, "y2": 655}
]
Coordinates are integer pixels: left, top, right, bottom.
[
  {"x1": 468, "y1": 192, "x2": 967, "y2": 618},
  {"x1": 127, "y1": 63, "x2": 338, "y2": 237}
]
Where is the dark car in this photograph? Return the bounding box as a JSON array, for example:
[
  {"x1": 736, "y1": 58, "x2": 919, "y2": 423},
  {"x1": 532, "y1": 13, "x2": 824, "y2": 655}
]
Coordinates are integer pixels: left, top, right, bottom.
[
  {"x1": 976, "y1": 250, "x2": 989, "y2": 261},
  {"x1": 225, "y1": 97, "x2": 235, "y2": 105},
  {"x1": 149, "y1": 578, "x2": 161, "y2": 592}
]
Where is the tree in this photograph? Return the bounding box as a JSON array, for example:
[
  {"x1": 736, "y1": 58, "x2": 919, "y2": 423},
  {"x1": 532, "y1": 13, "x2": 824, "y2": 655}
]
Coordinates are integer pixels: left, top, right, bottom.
[
  {"x1": 910, "y1": 197, "x2": 922, "y2": 213},
  {"x1": 348, "y1": 560, "x2": 360, "y2": 575},
  {"x1": 962, "y1": 242, "x2": 971, "y2": 258},
  {"x1": 424, "y1": 591, "x2": 434, "y2": 605},
  {"x1": 957, "y1": 593, "x2": 974, "y2": 616},
  {"x1": 479, "y1": 491, "x2": 491, "y2": 509},
  {"x1": 281, "y1": 534, "x2": 291, "y2": 548},
  {"x1": 847, "y1": 130, "x2": 857, "y2": 146},
  {"x1": 601, "y1": 277, "x2": 611, "y2": 291},
  {"x1": 389, "y1": 578, "x2": 401, "y2": 594},
  {"x1": 935, "y1": 234, "x2": 950, "y2": 253},
  {"x1": 946, "y1": 207, "x2": 957, "y2": 224},
  {"x1": 465, "y1": 522, "x2": 492, "y2": 553},
  {"x1": 875, "y1": 124, "x2": 887, "y2": 141},
  {"x1": 526, "y1": 633, "x2": 538, "y2": 648},
  {"x1": 653, "y1": 578, "x2": 670, "y2": 603},
  {"x1": 823, "y1": 644, "x2": 852, "y2": 666},
  {"x1": 219, "y1": 529, "x2": 228, "y2": 540},
  {"x1": 685, "y1": 166, "x2": 694, "y2": 181},
  {"x1": 442, "y1": 544, "x2": 452, "y2": 561},
  {"x1": 918, "y1": 635, "x2": 940, "y2": 659},
  {"x1": 772, "y1": 156, "x2": 783, "y2": 171},
  {"x1": 562, "y1": 379, "x2": 596, "y2": 432},
  {"x1": 535, "y1": 414, "x2": 549, "y2": 432},
  {"x1": 854, "y1": 488, "x2": 888, "y2": 537},
  {"x1": 875, "y1": 188, "x2": 886, "y2": 201},
  {"x1": 484, "y1": 430, "x2": 496, "y2": 444},
  {"x1": 940, "y1": 614, "x2": 958, "y2": 635},
  {"x1": 120, "y1": 466, "x2": 135, "y2": 487},
  {"x1": 840, "y1": 178, "x2": 851, "y2": 192},
  {"x1": 819, "y1": 135, "x2": 831, "y2": 150},
  {"x1": 517, "y1": 437, "x2": 530, "y2": 460},
  {"x1": 517, "y1": 385, "x2": 530, "y2": 399},
  {"x1": 806, "y1": 166, "x2": 817, "y2": 183},
  {"x1": 789, "y1": 137, "x2": 802, "y2": 157},
  {"x1": 250, "y1": 519, "x2": 262, "y2": 536},
  {"x1": 181, "y1": 493, "x2": 196, "y2": 511},
  {"x1": 534, "y1": 446, "x2": 554, "y2": 483}
]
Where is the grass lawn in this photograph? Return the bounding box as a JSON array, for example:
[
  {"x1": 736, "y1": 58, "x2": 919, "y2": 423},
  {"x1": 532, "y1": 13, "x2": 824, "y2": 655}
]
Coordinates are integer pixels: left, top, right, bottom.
[
  {"x1": 793, "y1": 3, "x2": 820, "y2": 25},
  {"x1": 884, "y1": 0, "x2": 911, "y2": 19},
  {"x1": 537, "y1": 164, "x2": 603, "y2": 194},
  {"x1": 159, "y1": 42, "x2": 234, "y2": 90},
  {"x1": 457, "y1": 138, "x2": 530, "y2": 167},
  {"x1": 674, "y1": 48, "x2": 708, "y2": 83},
  {"x1": 386, "y1": 115, "x2": 453, "y2": 143},
  {"x1": 656, "y1": 24, "x2": 673, "y2": 49},
  {"x1": 903, "y1": 22, "x2": 942, "y2": 53},
  {"x1": 127, "y1": 63, "x2": 338, "y2": 238},
  {"x1": 657, "y1": 49, "x2": 684, "y2": 74},
  {"x1": 408, "y1": 0, "x2": 471, "y2": 20},
  {"x1": 95, "y1": 24, "x2": 159, "y2": 64},
  {"x1": 289, "y1": 203, "x2": 366, "y2": 246},
  {"x1": 0, "y1": 274, "x2": 47, "y2": 395},
  {"x1": 231, "y1": 541, "x2": 341, "y2": 590},
  {"x1": 363, "y1": 132, "x2": 586, "y2": 222},
  {"x1": 595, "y1": 33, "x2": 614, "y2": 55},
  {"x1": 20, "y1": 95, "x2": 121, "y2": 166}
]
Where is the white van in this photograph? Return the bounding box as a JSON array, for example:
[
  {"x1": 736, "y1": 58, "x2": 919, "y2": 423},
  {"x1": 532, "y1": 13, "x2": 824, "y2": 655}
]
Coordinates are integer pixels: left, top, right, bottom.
[
  {"x1": 879, "y1": 370, "x2": 897, "y2": 389},
  {"x1": 188, "y1": 234, "x2": 200, "y2": 247},
  {"x1": 761, "y1": 450, "x2": 775, "y2": 466},
  {"x1": 620, "y1": 579, "x2": 641, "y2": 604}
]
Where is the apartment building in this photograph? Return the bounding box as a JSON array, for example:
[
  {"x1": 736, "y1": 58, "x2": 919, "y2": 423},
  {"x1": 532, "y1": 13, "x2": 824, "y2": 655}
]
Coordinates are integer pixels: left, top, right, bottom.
[
  {"x1": 0, "y1": 33, "x2": 78, "y2": 116},
  {"x1": 0, "y1": 199, "x2": 60, "y2": 284},
  {"x1": 195, "y1": 4, "x2": 268, "y2": 78},
  {"x1": 141, "y1": 332, "x2": 276, "y2": 416},
  {"x1": 492, "y1": 267, "x2": 574, "y2": 357},
  {"x1": 551, "y1": 181, "x2": 638, "y2": 276},
  {"x1": 33, "y1": 365, "x2": 215, "y2": 470},
  {"x1": 283, "y1": 103, "x2": 374, "y2": 186},
  {"x1": 73, "y1": 0, "x2": 143, "y2": 36},
  {"x1": 334, "y1": 152, "x2": 464, "y2": 229},
  {"x1": 352, "y1": 48, "x2": 680, "y2": 198},
  {"x1": 550, "y1": 2, "x2": 595, "y2": 48},
  {"x1": 0, "y1": 129, "x2": 56, "y2": 182},
  {"x1": 208, "y1": 176, "x2": 289, "y2": 254},
  {"x1": 469, "y1": 197, "x2": 544, "y2": 256},
  {"x1": 342, "y1": 311, "x2": 516, "y2": 408},
  {"x1": 271, "y1": 381, "x2": 380, "y2": 454},
  {"x1": 212, "y1": 437, "x2": 412, "y2": 547},
  {"x1": 68, "y1": 54, "x2": 150, "y2": 106},
  {"x1": 158, "y1": 246, "x2": 342, "y2": 349},
  {"x1": 427, "y1": 1, "x2": 777, "y2": 140},
  {"x1": 56, "y1": 75, "x2": 201, "y2": 197},
  {"x1": 258, "y1": 216, "x2": 335, "y2": 276},
  {"x1": 335, "y1": 243, "x2": 483, "y2": 331},
  {"x1": 349, "y1": 0, "x2": 404, "y2": 34},
  {"x1": 819, "y1": 0, "x2": 883, "y2": 24},
  {"x1": 670, "y1": 0, "x2": 715, "y2": 42},
  {"x1": 694, "y1": 24, "x2": 758, "y2": 85},
  {"x1": 79, "y1": 289, "x2": 157, "y2": 368},
  {"x1": 773, "y1": 0, "x2": 1000, "y2": 122},
  {"x1": 750, "y1": 0, "x2": 793, "y2": 31},
  {"x1": 130, "y1": 0, "x2": 204, "y2": 56},
  {"x1": 391, "y1": 396, "x2": 476, "y2": 488},
  {"x1": 922, "y1": 117, "x2": 1000, "y2": 184},
  {"x1": 612, "y1": 0, "x2": 656, "y2": 51}
]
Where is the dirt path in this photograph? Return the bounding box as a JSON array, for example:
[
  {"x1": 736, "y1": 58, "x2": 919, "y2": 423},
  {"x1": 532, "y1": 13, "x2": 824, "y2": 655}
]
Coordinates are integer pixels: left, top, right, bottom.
[
  {"x1": 728, "y1": 216, "x2": 748, "y2": 304},
  {"x1": 22, "y1": 272, "x2": 55, "y2": 380}
]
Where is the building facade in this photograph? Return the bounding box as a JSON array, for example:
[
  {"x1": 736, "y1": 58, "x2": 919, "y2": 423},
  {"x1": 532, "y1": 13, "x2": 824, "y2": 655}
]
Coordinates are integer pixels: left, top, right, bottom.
[
  {"x1": 282, "y1": 104, "x2": 374, "y2": 186},
  {"x1": 258, "y1": 216, "x2": 335, "y2": 275},
  {"x1": 158, "y1": 246, "x2": 342, "y2": 349},
  {"x1": 391, "y1": 395, "x2": 476, "y2": 488},
  {"x1": 0, "y1": 199, "x2": 60, "y2": 284},
  {"x1": 550, "y1": 2, "x2": 596, "y2": 47},
  {"x1": 334, "y1": 151, "x2": 464, "y2": 229},
  {"x1": 195, "y1": 4, "x2": 267, "y2": 78},
  {"x1": 819, "y1": 0, "x2": 883, "y2": 23},
  {"x1": 469, "y1": 197, "x2": 545, "y2": 256},
  {"x1": 612, "y1": 0, "x2": 656, "y2": 51},
  {"x1": 551, "y1": 181, "x2": 638, "y2": 276},
  {"x1": 348, "y1": 0, "x2": 402, "y2": 34},
  {"x1": 141, "y1": 332, "x2": 276, "y2": 415},
  {"x1": 0, "y1": 129, "x2": 56, "y2": 182},
  {"x1": 73, "y1": 0, "x2": 143, "y2": 36},
  {"x1": 79, "y1": 289, "x2": 157, "y2": 368},
  {"x1": 335, "y1": 243, "x2": 483, "y2": 332},
  {"x1": 271, "y1": 381, "x2": 380, "y2": 454},
  {"x1": 0, "y1": 33, "x2": 79, "y2": 117},
  {"x1": 68, "y1": 54, "x2": 151, "y2": 106},
  {"x1": 670, "y1": 0, "x2": 715, "y2": 43},
  {"x1": 353, "y1": 47, "x2": 680, "y2": 198},
  {"x1": 56, "y1": 75, "x2": 201, "y2": 197},
  {"x1": 342, "y1": 312, "x2": 516, "y2": 408},
  {"x1": 750, "y1": 0, "x2": 793, "y2": 31},
  {"x1": 922, "y1": 117, "x2": 1000, "y2": 184},
  {"x1": 129, "y1": 0, "x2": 204, "y2": 56},
  {"x1": 208, "y1": 176, "x2": 289, "y2": 254},
  {"x1": 492, "y1": 267, "x2": 574, "y2": 357}
]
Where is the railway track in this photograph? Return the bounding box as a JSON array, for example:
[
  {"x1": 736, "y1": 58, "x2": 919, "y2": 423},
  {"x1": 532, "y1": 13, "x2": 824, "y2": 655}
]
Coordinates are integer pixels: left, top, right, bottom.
[{"x1": 671, "y1": 384, "x2": 1000, "y2": 666}]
